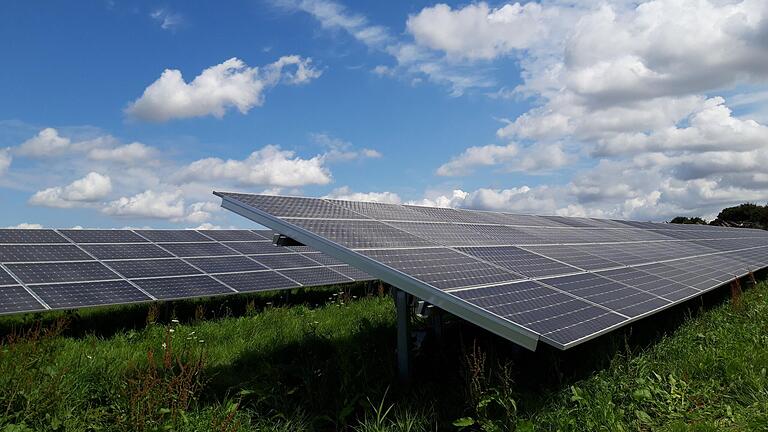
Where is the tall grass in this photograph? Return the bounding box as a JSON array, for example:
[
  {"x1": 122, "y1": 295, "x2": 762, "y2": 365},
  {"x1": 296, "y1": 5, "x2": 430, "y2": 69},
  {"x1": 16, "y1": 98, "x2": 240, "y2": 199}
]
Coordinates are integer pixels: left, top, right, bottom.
[{"x1": 0, "y1": 281, "x2": 766, "y2": 430}]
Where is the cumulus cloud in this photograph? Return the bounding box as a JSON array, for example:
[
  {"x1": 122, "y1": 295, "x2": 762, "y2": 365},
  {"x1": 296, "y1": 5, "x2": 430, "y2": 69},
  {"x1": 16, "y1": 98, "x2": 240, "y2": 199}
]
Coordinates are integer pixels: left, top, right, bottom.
[
  {"x1": 29, "y1": 172, "x2": 112, "y2": 208},
  {"x1": 406, "y1": 2, "x2": 548, "y2": 60},
  {"x1": 14, "y1": 128, "x2": 159, "y2": 163},
  {"x1": 323, "y1": 186, "x2": 402, "y2": 203},
  {"x1": 87, "y1": 142, "x2": 157, "y2": 162},
  {"x1": 437, "y1": 142, "x2": 571, "y2": 176},
  {"x1": 16, "y1": 128, "x2": 72, "y2": 157},
  {"x1": 0, "y1": 148, "x2": 11, "y2": 176},
  {"x1": 125, "y1": 56, "x2": 321, "y2": 122},
  {"x1": 5, "y1": 223, "x2": 44, "y2": 229},
  {"x1": 102, "y1": 190, "x2": 185, "y2": 219},
  {"x1": 175, "y1": 145, "x2": 332, "y2": 187}
]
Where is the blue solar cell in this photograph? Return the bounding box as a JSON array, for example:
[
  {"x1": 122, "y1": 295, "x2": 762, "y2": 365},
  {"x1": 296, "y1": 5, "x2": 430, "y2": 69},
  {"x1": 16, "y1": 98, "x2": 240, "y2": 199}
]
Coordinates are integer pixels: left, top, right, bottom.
[{"x1": 32, "y1": 280, "x2": 151, "y2": 308}]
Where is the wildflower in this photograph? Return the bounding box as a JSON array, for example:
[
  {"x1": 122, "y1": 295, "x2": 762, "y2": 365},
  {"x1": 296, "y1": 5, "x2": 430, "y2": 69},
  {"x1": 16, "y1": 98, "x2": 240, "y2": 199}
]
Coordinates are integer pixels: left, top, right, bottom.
[
  {"x1": 161, "y1": 342, "x2": 167, "y2": 349},
  {"x1": 171, "y1": 319, "x2": 179, "y2": 323},
  {"x1": 169, "y1": 329, "x2": 175, "y2": 333}
]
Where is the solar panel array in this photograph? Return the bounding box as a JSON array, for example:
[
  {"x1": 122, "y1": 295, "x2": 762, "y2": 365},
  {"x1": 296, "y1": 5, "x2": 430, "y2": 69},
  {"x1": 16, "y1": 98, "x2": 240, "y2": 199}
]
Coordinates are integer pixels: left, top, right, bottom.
[
  {"x1": 0, "y1": 229, "x2": 373, "y2": 315},
  {"x1": 217, "y1": 192, "x2": 768, "y2": 350}
]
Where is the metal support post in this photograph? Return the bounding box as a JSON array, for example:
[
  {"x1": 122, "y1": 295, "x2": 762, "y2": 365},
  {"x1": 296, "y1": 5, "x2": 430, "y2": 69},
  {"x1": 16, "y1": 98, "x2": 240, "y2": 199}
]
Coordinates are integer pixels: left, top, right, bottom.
[{"x1": 395, "y1": 288, "x2": 412, "y2": 385}]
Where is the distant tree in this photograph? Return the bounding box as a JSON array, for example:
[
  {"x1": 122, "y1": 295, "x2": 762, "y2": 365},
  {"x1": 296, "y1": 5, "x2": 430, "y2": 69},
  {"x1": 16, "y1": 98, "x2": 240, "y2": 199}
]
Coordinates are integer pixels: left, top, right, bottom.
[
  {"x1": 716, "y1": 203, "x2": 768, "y2": 227},
  {"x1": 669, "y1": 216, "x2": 707, "y2": 225}
]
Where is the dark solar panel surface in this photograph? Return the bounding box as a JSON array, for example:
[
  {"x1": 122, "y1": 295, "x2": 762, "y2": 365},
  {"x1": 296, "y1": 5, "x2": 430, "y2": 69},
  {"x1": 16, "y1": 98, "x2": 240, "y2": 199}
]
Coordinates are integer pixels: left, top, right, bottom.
[
  {"x1": 133, "y1": 276, "x2": 232, "y2": 300},
  {"x1": 33, "y1": 280, "x2": 151, "y2": 308},
  {"x1": 0, "y1": 286, "x2": 46, "y2": 313},
  {"x1": 0, "y1": 229, "x2": 374, "y2": 315},
  {"x1": 217, "y1": 192, "x2": 768, "y2": 350}
]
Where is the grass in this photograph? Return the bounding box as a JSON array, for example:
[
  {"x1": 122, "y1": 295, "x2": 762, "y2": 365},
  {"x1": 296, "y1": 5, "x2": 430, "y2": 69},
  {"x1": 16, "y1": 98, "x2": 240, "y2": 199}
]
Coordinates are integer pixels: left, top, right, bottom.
[{"x1": 0, "y1": 279, "x2": 766, "y2": 431}]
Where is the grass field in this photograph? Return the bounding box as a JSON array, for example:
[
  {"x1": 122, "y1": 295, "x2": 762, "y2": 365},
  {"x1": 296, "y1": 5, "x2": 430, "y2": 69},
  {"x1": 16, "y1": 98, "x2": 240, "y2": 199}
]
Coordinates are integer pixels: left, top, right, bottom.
[{"x1": 0, "y1": 278, "x2": 767, "y2": 431}]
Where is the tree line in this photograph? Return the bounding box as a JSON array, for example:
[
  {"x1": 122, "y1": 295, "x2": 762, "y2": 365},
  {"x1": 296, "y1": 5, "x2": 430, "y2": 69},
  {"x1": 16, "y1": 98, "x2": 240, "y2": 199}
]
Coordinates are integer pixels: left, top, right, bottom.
[{"x1": 670, "y1": 203, "x2": 768, "y2": 229}]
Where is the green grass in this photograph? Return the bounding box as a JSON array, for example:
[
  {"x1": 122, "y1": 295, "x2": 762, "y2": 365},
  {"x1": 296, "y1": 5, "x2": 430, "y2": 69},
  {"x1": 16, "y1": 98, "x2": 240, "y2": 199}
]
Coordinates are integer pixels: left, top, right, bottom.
[{"x1": 0, "y1": 281, "x2": 767, "y2": 431}]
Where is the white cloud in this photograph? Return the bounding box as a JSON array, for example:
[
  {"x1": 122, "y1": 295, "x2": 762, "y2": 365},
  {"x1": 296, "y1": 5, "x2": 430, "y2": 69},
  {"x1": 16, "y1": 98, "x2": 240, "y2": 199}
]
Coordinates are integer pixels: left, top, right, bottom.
[
  {"x1": 5, "y1": 223, "x2": 44, "y2": 229},
  {"x1": 150, "y1": 8, "x2": 183, "y2": 31},
  {"x1": 181, "y1": 201, "x2": 220, "y2": 224},
  {"x1": 126, "y1": 56, "x2": 321, "y2": 122},
  {"x1": 437, "y1": 143, "x2": 519, "y2": 176},
  {"x1": 406, "y1": 2, "x2": 548, "y2": 60},
  {"x1": 88, "y1": 142, "x2": 157, "y2": 162},
  {"x1": 0, "y1": 148, "x2": 11, "y2": 176},
  {"x1": 437, "y1": 142, "x2": 571, "y2": 176},
  {"x1": 16, "y1": 128, "x2": 72, "y2": 157},
  {"x1": 175, "y1": 145, "x2": 332, "y2": 187},
  {"x1": 310, "y1": 133, "x2": 382, "y2": 162},
  {"x1": 323, "y1": 186, "x2": 401, "y2": 203},
  {"x1": 29, "y1": 172, "x2": 112, "y2": 208},
  {"x1": 102, "y1": 189, "x2": 185, "y2": 219},
  {"x1": 275, "y1": 0, "x2": 391, "y2": 47}
]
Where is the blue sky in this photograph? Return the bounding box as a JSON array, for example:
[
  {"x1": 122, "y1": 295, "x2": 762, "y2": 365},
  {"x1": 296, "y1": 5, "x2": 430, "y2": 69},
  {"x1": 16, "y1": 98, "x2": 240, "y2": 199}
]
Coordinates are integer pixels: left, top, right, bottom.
[{"x1": 1, "y1": 0, "x2": 767, "y2": 228}]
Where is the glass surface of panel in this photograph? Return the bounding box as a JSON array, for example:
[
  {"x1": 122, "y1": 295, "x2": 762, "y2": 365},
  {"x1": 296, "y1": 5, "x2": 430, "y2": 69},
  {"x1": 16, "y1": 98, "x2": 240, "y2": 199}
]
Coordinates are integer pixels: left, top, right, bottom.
[
  {"x1": 219, "y1": 193, "x2": 367, "y2": 219},
  {"x1": 223, "y1": 241, "x2": 284, "y2": 255},
  {"x1": 197, "y1": 230, "x2": 269, "y2": 242},
  {"x1": 0, "y1": 229, "x2": 68, "y2": 244},
  {"x1": 0, "y1": 286, "x2": 46, "y2": 313},
  {"x1": 328, "y1": 200, "x2": 438, "y2": 221},
  {"x1": 7, "y1": 262, "x2": 120, "y2": 284},
  {"x1": 521, "y1": 245, "x2": 621, "y2": 271},
  {"x1": 32, "y1": 280, "x2": 150, "y2": 308},
  {"x1": 186, "y1": 256, "x2": 267, "y2": 274},
  {"x1": 81, "y1": 244, "x2": 173, "y2": 260},
  {"x1": 59, "y1": 229, "x2": 147, "y2": 243},
  {"x1": 360, "y1": 248, "x2": 521, "y2": 290},
  {"x1": 108, "y1": 259, "x2": 201, "y2": 279},
  {"x1": 0, "y1": 268, "x2": 17, "y2": 286},
  {"x1": 332, "y1": 265, "x2": 375, "y2": 281},
  {"x1": 161, "y1": 242, "x2": 238, "y2": 258},
  {"x1": 134, "y1": 230, "x2": 211, "y2": 243},
  {"x1": 0, "y1": 244, "x2": 92, "y2": 263},
  {"x1": 250, "y1": 253, "x2": 322, "y2": 270},
  {"x1": 216, "y1": 271, "x2": 299, "y2": 292},
  {"x1": 388, "y1": 222, "x2": 496, "y2": 246},
  {"x1": 132, "y1": 276, "x2": 232, "y2": 299},
  {"x1": 279, "y1": 267, "x2": 352, "y2": 286},
  {"x1": 597, "y1": 267, "x2": 699, "y2": 301},
  {"x1": 290, "y1": 219, "x2": 437, "y2": 249},
  {"x1": 458, "y1": 246, "x2": 581, "y2": 278},
  {"x1": 541, "y1": 273, "x2": 670, "y2": 317}
]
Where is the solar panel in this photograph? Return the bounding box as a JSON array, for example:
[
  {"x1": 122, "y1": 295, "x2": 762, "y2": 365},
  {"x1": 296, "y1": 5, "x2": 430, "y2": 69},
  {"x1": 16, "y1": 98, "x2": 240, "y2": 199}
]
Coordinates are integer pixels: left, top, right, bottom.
[
  {"x1": 0, "y1": 286, "x2": 46, "y2": 313},
  {"x1": 132, "y1": 276, "x2": 233, "y2": 300},
  {"x1": 0, "y1": 229, "x2": 67, "y2": 244},
  {"x1": 279, "y1": 266, "x2": 352, "y2": 286},
  {"x1": 59, "y1": 229, "x2": 147, "y2": 243},
  {"x1": 217, "y1": 191, "x2": 768, "y2": 350},
  {"x1": 32, "y1": 280, "x2": 151, "y2": 308},
  {"x1": 160, "y1": 242, "x2": 238, "y2": 258},
  {"x1": 0, "y1": 267, "x2": 17, "y2": 286},
  {"x1": 7, "y1": 261, "x2": 120, "y2": 284},
  {"x1": 0, "y1": 228, "x2": 375, "y2": 315},
  {"x1": 0, "y1": 244, "x2": 92, "y2": 262},
  {"x1": 81, "y1": 243, "x2": 173, "y2": 260},
  {"x1": 186, "y1": 256, "x2": 267, "y2": 274},
  {"x1": 215, "y1": 271, "x2": 299, "y2": 292}
]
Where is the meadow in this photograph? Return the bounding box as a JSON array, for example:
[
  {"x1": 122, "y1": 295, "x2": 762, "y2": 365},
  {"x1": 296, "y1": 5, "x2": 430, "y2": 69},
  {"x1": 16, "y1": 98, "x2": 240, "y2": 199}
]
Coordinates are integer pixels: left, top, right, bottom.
[{"x1": 0, "y1": 276, "x2": 766, "y2": 431}]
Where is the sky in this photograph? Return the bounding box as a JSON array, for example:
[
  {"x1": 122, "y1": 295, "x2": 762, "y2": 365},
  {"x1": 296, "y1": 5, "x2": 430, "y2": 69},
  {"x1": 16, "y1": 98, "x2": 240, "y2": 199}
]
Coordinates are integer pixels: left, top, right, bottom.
[{"x1": 1, "y1": 0, "x2": 768, "y2": 229}]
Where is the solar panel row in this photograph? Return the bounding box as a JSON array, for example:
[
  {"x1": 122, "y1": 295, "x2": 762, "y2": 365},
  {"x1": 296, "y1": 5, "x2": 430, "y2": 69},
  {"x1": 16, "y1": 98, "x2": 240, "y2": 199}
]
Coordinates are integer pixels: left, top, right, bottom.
[
  {"x1": 0, "y1": 229, "x2": 374, "y2": 314},
  {"x1": 217, "y1": 192, "x2": 768, "y2": 350}
]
